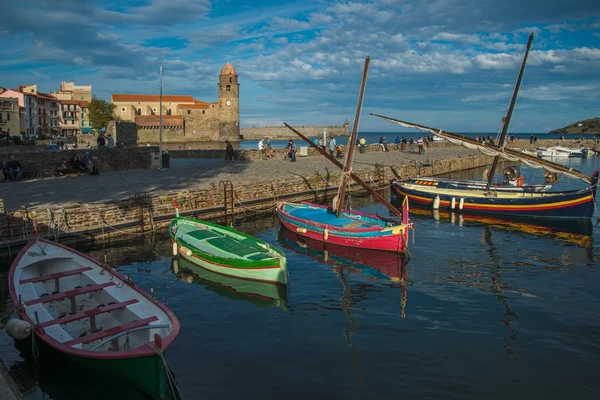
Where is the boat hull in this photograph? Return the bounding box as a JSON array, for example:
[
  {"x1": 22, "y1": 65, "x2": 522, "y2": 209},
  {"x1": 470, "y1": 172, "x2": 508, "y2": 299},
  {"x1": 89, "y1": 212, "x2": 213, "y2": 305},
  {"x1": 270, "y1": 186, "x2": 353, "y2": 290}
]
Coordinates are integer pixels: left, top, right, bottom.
[
  {"x1": 392, "y1": 181, "x2": 595, "y2": 219},
  {"x1": 169, "y1": 217, "x2": 288, "y2": 286},
  {"x1": 276, "y1": 201, "x2": 409, "y2": 253}
]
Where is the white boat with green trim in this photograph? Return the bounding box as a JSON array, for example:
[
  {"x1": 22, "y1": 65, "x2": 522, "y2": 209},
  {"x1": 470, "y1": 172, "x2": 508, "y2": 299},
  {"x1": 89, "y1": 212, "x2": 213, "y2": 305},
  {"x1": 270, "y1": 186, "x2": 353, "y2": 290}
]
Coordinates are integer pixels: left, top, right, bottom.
[{"x1": 169, "y1": 215, "x2": 288, "y2": 286}]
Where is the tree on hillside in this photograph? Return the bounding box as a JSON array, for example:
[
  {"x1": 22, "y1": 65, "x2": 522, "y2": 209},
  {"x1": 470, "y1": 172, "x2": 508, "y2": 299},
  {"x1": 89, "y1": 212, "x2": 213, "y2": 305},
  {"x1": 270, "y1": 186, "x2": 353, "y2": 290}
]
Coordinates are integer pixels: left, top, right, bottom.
[{"x1": 88, "y1": 97, "x2": 116, "y2": 131}]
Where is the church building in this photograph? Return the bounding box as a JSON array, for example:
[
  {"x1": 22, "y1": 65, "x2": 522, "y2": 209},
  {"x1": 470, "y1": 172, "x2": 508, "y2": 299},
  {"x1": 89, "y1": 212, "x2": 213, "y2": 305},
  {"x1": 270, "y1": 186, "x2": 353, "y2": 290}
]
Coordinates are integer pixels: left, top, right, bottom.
[{"x1": 111, "y1": 63, "x2": 240, "y2": 141}]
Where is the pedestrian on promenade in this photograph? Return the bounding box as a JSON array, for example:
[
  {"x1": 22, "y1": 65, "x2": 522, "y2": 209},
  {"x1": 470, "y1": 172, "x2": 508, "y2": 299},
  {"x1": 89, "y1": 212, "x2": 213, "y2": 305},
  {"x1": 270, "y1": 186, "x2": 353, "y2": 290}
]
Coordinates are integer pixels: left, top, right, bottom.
[
  {"x1": 225, "y1": 140, "x2": 235, "y2": 163},
  {"x1": 359, "y1": 137, "x2": 366, "y2": 153},
  {"x1": 265, "y1": 138, "x2": 274, "y2": 158},
  {"x1": 258, "y1": 138, "x2": 266, "y2": 160},
  {"x1": 328, "y1": 137, "x2": 336, "y2": 157},
  {"x1": 409, "y1": 137, "x2": 415, "y2": 153},
  {"x1": 417, "y1": 137, "x2": 424, "y2": 154},
  {"x1": 107, "y1": 134, "x2": 115, "y2": 149},
  {"x1": 530, "y1": 135, "x2": 534, "y2": 144},
  {"x1": 7, "y1": 156, "x2": 22, "y2": 180},
  {"x1": 395, "y1": 136, "x2": 401, "y2": 149}
]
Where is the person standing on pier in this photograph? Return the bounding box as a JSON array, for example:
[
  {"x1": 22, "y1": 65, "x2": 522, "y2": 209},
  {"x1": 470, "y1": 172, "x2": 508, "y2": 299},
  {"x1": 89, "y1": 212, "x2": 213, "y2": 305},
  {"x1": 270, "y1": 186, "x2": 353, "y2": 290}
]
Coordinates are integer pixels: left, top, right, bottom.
[
  {"x1": 258, "y1": 138, "x2": 266, "y2": 160},
  {"x1": 328, "y1": 137, "x2": 336, "y2": 157},
  {"x1": 225, "y1": 140, "x2": 235, "y2": 163}
]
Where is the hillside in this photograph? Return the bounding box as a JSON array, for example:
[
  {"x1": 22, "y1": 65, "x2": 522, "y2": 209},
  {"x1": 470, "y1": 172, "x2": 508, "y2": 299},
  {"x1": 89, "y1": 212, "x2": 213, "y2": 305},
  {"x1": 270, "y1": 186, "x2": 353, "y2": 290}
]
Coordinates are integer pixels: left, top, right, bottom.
[{"x1": 549, "y1": 117, "x2": 600, "y2": 135}]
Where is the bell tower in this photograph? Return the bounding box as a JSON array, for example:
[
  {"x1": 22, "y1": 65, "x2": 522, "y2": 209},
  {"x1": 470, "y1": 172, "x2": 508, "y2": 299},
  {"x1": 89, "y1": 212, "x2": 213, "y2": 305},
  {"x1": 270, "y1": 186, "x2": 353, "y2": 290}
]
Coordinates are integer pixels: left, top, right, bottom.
[{"x1": 218, "y1": 62, "x2": 240, "y2": 140}]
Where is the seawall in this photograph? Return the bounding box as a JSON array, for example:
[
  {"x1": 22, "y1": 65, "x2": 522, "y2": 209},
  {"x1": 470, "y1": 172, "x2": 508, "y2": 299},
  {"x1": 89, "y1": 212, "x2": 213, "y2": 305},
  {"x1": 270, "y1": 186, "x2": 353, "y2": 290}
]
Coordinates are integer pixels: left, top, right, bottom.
[{"x1": 240, "y1": 125, "x2": 350, "y2": 140}]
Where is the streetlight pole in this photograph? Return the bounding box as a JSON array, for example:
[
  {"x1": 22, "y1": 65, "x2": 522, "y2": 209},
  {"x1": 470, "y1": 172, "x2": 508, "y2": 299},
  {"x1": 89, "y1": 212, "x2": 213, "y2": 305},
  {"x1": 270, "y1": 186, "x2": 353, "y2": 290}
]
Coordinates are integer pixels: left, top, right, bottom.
[{"x1": 159, "y1": 65, "x2": 163, "y2": 169}]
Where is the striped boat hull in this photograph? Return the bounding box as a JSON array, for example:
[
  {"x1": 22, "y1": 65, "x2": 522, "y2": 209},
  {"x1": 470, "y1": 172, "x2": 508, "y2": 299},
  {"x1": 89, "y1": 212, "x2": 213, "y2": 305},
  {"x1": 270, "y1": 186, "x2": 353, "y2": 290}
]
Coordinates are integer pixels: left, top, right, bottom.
[
  {"x1": 276, "y1": 202, "x2": 410, "y2": 253},
  {"x1": 391, "y1": 181, "x2": 596, "y2": 219}
]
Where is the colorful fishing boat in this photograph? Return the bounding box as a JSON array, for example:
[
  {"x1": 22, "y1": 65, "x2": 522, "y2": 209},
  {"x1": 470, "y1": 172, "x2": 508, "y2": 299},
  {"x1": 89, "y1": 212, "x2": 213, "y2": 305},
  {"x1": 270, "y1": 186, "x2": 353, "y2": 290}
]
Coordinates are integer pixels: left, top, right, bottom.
[
  {"x1": 171, "y1": 256, "x2": 288, "y2": 310},
  {"x1": 169, "y1": 212, "x2": 288, "y2": 286},
  {"x1": 280, "y1": 57, "x2": 412, "y2": 254},
  {"x1": 372, "y1": 33, "x2": 600, "y2": 220},
  {"x1": 277, "y1": 201, "x2": 410, "y2": 252},
  {"x1": 9, "y1": 239, "x2": 180, "y2": 400}
]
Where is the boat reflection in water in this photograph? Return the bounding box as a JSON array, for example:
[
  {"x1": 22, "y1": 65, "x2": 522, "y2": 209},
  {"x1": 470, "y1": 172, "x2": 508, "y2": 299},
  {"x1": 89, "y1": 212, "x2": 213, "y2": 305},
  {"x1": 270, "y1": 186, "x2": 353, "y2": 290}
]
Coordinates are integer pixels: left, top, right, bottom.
[
  {"x1": 170, "y1": 256, "x2": 288, "y2": 311},
  {"x1": 277, "y1": 227, "x2": 409, "y2": 316}
]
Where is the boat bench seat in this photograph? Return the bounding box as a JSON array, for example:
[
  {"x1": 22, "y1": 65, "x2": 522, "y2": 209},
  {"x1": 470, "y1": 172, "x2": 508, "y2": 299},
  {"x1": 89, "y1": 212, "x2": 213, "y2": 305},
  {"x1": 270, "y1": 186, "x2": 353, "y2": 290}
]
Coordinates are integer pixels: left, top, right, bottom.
[
  {"x1": 19, "y1": 267, "x2": 93, "y2": 285},
  {"x1": 187, "y1": 229, "x2": 218, "y2": 241},
  {"x1": 24, "y1": 282, "x2": 116, "y2": 306},
  {"x1": 39, "y1": 299, "x2": 140, "y2": 328},
  {"x1": 64, "y1": 316, "x2": 159, "y2": 346}
]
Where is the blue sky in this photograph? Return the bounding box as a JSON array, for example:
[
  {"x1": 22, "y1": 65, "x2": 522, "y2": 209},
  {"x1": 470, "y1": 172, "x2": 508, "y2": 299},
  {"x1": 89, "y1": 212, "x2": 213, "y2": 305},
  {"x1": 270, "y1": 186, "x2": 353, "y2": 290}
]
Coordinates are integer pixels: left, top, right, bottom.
[{"x1": 1, "y1": 0, "x2": 599, "y2": 132}]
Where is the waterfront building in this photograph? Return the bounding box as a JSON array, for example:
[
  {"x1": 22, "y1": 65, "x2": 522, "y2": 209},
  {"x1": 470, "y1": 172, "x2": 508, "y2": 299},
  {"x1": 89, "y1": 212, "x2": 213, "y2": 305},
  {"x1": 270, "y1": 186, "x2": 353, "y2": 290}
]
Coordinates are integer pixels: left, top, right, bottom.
[
  {"x1": 0, "y1": 97, "x2": 20, "y2": 135},
  {"x1": 59, "y1": 100, "x2": 91, "y2": 135},
  {"x1": 0, "y1": 85, "x2": 59, "y2": 137},
  {"x1": 111, "y1": 62, "x2": 240, "y2": 141}
]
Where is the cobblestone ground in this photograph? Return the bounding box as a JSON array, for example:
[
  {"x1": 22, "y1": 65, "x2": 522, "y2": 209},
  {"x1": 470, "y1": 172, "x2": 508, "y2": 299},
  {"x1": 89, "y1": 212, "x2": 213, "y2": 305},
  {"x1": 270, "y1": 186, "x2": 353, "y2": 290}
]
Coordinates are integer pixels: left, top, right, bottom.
[{"x1": 0, "y1": 146, "x2": 479, "y2": 211}]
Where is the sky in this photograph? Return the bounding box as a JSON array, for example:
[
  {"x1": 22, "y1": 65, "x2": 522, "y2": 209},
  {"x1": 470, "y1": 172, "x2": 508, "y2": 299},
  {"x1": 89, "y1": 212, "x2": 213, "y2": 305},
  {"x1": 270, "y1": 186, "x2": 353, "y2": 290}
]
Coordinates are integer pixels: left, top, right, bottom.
[{"x1": 1, "y1": 0, "x2": 599, "y2": 133}]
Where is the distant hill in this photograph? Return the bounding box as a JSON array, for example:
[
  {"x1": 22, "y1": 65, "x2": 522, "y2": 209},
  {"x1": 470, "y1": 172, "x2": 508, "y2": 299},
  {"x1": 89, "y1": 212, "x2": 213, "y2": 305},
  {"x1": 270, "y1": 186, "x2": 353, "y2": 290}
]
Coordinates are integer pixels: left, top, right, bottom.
[{"x1": 549, "y1": 117, "x2": 600, "y2": 135}]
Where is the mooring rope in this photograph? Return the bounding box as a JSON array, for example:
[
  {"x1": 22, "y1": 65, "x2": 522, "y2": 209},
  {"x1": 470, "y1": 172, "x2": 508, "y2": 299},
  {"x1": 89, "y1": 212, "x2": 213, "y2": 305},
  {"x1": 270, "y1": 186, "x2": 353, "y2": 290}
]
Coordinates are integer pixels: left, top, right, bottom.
[
  {"x1": 146, "y1": 342, "x2": 181, "y2": 400},
  {"x1": 98, "y1": 213, "x2": 170, "y2": 235}
]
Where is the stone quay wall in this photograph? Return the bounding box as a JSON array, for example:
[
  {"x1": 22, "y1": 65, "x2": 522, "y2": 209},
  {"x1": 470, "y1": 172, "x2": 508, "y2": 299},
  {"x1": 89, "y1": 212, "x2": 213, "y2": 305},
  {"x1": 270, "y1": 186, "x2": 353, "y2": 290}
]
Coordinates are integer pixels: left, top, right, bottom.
[
  {"x1": 1, "y1": 147, "x2": 159, "y2": 178},
  {"x1": 240, "y1": 125, "x2": 350, "y2": 140},
  {"x1": 0, "y1": 153, "x2": 493, "y2": 248}
]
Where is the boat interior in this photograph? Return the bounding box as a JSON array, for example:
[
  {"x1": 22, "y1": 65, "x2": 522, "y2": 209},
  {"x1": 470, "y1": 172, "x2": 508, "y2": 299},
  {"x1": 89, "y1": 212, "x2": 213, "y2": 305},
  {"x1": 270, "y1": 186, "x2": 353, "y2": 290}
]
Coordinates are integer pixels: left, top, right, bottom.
[
  {"x1": 399, "y1": 182, "x2": 589, "y2": 198},
  {"x1": 175, "y1": 220, "x2": 277, "y2": 261},
  {"x1": 281, "y1": 203, "x2": 389, "y2": 229},
  {"x1": 16, "y1": 252, "x2": 172, "y2": 353}
]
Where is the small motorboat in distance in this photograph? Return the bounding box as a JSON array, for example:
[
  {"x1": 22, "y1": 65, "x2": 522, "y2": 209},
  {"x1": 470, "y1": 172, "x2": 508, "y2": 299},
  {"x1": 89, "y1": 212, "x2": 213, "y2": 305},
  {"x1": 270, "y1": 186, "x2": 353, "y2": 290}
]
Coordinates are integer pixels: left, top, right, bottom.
[{"x1": 9, "y1": 239, "x2": 180, "y2": 399}]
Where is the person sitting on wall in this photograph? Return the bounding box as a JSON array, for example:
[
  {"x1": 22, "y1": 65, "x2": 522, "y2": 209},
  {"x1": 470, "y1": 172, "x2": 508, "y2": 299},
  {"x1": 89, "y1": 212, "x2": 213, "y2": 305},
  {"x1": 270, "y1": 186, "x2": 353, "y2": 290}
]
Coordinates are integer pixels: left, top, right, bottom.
[
  {"x1": 71, "y1": 154, "x2": 82, "y2": 170},
  {"x1": 107, "y1": 134, "x2": 115, "y2": 149},
  {"x1": 6, "y1": 156, "x2": 22, "y2": 180},
  {"x1": 395, "y1": 136, "x2": 401, "y2": 149},
  {"x1": 0, "y1": 160, "x2": 6, "y2": 181},
  {"x1": 97, "y1": 133, "x2": 106, "y2": 148},
  {"x1": 225, "y1": 140, "x2": 235, "y2": 163},
  {"x1": 335, "y1": 145, "x2": 345, "y2": 159}
]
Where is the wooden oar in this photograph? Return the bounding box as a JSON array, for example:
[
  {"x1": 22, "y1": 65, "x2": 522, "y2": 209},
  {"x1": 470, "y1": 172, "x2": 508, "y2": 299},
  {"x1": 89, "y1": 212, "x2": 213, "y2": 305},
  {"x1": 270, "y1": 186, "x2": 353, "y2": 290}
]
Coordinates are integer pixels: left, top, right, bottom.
[{"x1": 283, "y1": 123, "x2": 404, "y2": 220}]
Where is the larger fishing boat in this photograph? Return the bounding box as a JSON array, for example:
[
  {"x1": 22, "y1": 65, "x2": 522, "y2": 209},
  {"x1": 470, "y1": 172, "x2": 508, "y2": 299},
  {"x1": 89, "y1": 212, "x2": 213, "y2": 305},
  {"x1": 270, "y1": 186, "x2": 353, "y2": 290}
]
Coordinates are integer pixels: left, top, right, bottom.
[
  {"x1": 277, "y1": 57, "x2": 412, "y2": 254},
  {"x1": 372, "y1": 33, "x2": 600, "y2": 220}
]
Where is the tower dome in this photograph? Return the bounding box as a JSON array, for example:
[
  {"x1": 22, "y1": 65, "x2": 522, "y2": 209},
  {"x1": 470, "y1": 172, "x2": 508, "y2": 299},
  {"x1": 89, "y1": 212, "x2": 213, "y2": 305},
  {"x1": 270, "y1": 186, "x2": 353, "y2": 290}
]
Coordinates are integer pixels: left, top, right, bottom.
[{"x1": 221, "y1": 62, "x2": 236, "y2": 75}]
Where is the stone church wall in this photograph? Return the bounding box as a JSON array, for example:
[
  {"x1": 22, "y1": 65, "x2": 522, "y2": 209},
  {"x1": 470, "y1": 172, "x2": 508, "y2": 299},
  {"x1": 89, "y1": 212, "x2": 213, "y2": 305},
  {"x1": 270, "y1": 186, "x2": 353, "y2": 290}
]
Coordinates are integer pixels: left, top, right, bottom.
[{"x1": 240, "y1": 124, "x2": 350, "y2": 140}]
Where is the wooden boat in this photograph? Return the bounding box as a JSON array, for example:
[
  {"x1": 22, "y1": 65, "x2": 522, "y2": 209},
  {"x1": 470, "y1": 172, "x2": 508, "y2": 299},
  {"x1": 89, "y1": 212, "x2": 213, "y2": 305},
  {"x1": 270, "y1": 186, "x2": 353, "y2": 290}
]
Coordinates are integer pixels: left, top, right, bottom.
[
  {"x1": 280, "y1": 57, "x2": 412, "y2": 254},
  {"x1": 9, "y1": 239, "x2": 180, "y2": 400},
  {"x1": 169, "y1": 216, "x2": 288, "y2": 286},
  {"x1": 390, "y1": 178, "x2": 597, "y2": 219},
  {"x1": 171, "y1": 256, "x2": 288, "y2": 310},
  {"x1": 277, "y1": 201, "x2": 410, "y2": 252},
  {"x1": 372, "y1": 34, "x2": 600, "y2": 220},
  {"x1": 405, "y1": 174, "x2": 551, "y2": 193}
]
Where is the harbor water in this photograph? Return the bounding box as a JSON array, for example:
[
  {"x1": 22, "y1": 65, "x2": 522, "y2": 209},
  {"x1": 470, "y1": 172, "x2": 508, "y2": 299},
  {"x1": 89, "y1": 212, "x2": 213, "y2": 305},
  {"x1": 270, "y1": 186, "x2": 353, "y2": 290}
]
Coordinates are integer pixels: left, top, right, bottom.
[{"x1": 0, "y1": 156, "x2": 599, "y2": 399}]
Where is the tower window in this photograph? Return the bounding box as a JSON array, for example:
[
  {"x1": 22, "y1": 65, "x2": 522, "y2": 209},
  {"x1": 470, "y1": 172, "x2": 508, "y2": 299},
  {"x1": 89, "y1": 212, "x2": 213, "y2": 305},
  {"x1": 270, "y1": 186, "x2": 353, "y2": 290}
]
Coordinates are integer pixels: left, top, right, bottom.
[
  {"x1": 121, "y1": 107, "x2": 126, "y2": 112},
  {"x1": 226, "y1": 85, "x2": 231, "y2": 91},
  {"x1": 229, "y1": 77, "x2": 232, "y2": 83},
  {"x1": 167, "y1": 108, "x2": 172, "y2": 115},
  {"x1": 202, "y1": 110, "x2": 205, "y2": 114},
  {"x1": 137, "y1": 108, "x2": 142, "y2": 115},
  {"x1": 187, "y1": 110, "x2": 191, "y2": 115}
]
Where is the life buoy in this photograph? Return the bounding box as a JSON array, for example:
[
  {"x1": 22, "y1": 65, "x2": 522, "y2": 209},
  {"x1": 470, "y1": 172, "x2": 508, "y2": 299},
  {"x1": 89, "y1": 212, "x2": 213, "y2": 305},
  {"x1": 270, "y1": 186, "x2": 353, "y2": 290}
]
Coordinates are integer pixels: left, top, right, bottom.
[{"x1": 517, "y1": 175, "x2": 524, "y2": 187}]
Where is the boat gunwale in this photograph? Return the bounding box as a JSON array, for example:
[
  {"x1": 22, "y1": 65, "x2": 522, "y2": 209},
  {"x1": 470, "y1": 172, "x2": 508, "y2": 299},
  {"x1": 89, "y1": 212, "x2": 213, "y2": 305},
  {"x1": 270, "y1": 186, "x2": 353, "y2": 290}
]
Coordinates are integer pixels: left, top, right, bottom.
[{"x1": 9, "y1": 239, "x2": 180, "y2": 360}]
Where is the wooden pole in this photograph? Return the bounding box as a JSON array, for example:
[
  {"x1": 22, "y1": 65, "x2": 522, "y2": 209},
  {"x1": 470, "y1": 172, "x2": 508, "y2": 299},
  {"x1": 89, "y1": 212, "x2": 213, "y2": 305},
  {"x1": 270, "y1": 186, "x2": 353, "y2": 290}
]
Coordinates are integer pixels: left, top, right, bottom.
[
  {"x1": 283, "y1": 123, "x2": 403, "y2": 220},
  {"x1": 336, "y1": 56, "x2": 370, "y2": 218},
  {"x1": 485, "y1": 33, "x2": 534, "y2": 191}
]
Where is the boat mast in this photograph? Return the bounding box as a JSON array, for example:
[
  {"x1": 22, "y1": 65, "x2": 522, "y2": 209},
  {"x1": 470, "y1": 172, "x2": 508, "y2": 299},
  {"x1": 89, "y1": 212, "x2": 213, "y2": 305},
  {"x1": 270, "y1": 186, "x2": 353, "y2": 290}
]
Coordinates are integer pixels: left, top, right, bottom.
[
  {"x1": 284, "y1": 123, "x2": 404, "y2": 219},
  {"x1": 159, "y1": 65, "x2": 164, "y2": 169},
  {"x1": 485, "y1": 33, "x2": 534, "y2": 191},
  {"x1": 336, "y1": 57, "x2": 371, "y2": 218}
]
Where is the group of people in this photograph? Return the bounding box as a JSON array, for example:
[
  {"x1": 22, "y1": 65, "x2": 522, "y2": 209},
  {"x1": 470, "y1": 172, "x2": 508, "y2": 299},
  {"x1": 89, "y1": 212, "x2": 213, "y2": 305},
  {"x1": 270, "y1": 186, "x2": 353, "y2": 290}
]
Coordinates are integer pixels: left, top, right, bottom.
[
  {"x1": 0, "y1": 156, "x2": 23, "y2": 181},
  {"x1": 59, "y1": 153, "x2": 98, "y2": 175}
]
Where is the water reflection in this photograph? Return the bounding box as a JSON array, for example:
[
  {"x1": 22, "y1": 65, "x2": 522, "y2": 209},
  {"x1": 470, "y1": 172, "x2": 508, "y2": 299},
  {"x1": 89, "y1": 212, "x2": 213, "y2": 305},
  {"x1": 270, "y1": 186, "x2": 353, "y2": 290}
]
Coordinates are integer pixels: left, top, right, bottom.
[
  {"x1": 170, "y1": 256, "x2": 288, "y2": 311},
  {"x1": 277, "y1": 227, "x2": 409, "y2": 316}
]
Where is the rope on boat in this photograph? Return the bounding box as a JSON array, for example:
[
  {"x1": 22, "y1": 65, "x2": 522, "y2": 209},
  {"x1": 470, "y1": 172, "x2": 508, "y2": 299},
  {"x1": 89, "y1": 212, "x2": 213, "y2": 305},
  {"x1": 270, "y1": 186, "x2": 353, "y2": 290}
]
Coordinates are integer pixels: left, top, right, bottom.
[
  {"x1": 46, "y1": 208, "x2": 70, "y2": 241},
  {"x1": 146, "y1": 342, "x2": 181, "y2": 400},
  {"x1": 31, "y1": 327, "x2": 40, "y2": 362},
  {"x1": 232, "y1": 190, "x2": 278, "y2": 213}
]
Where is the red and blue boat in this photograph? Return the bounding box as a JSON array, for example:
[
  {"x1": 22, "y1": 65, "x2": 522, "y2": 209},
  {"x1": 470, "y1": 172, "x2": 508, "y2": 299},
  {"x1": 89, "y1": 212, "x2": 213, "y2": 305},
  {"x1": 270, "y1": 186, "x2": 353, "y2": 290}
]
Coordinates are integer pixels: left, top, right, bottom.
[{"x1": 276, "y1": 201, "x2": 411, "y2": 253}]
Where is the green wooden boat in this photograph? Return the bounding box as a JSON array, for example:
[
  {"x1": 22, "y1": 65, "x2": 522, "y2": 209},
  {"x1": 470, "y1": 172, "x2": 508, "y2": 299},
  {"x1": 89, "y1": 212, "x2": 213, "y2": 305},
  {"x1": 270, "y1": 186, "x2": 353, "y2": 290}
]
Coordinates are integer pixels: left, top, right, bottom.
[{"x1": 169, "y1": 217, "x2": 288, "y2": 286}]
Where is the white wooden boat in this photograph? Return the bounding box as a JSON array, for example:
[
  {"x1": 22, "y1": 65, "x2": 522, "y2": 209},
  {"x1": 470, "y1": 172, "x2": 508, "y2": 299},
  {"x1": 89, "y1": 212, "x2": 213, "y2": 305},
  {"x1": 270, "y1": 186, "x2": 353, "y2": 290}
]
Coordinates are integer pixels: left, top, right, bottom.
[{"x1": 9, "y1": 239, "x2": 180, "y2": 399}]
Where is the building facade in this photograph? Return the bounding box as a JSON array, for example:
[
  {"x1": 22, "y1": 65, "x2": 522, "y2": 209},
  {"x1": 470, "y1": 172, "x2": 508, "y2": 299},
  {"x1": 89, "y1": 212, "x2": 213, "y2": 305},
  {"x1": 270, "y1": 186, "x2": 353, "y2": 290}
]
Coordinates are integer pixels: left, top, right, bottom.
[
  {"x1": 59, "y1": 100, "x2": 91, "y2": 135},
  {"x1": 111, "y1": 62, "x2": 240, "y2": 141},
  {"x1": 0, "y1": 97, "x2": 20, "y2": 135},
  {"x1": 0, "y1": 85, "x2": 59, "y2": 137},
  {"x1": 52, "y1": 81, "x2": 92, "y2": 102}
]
